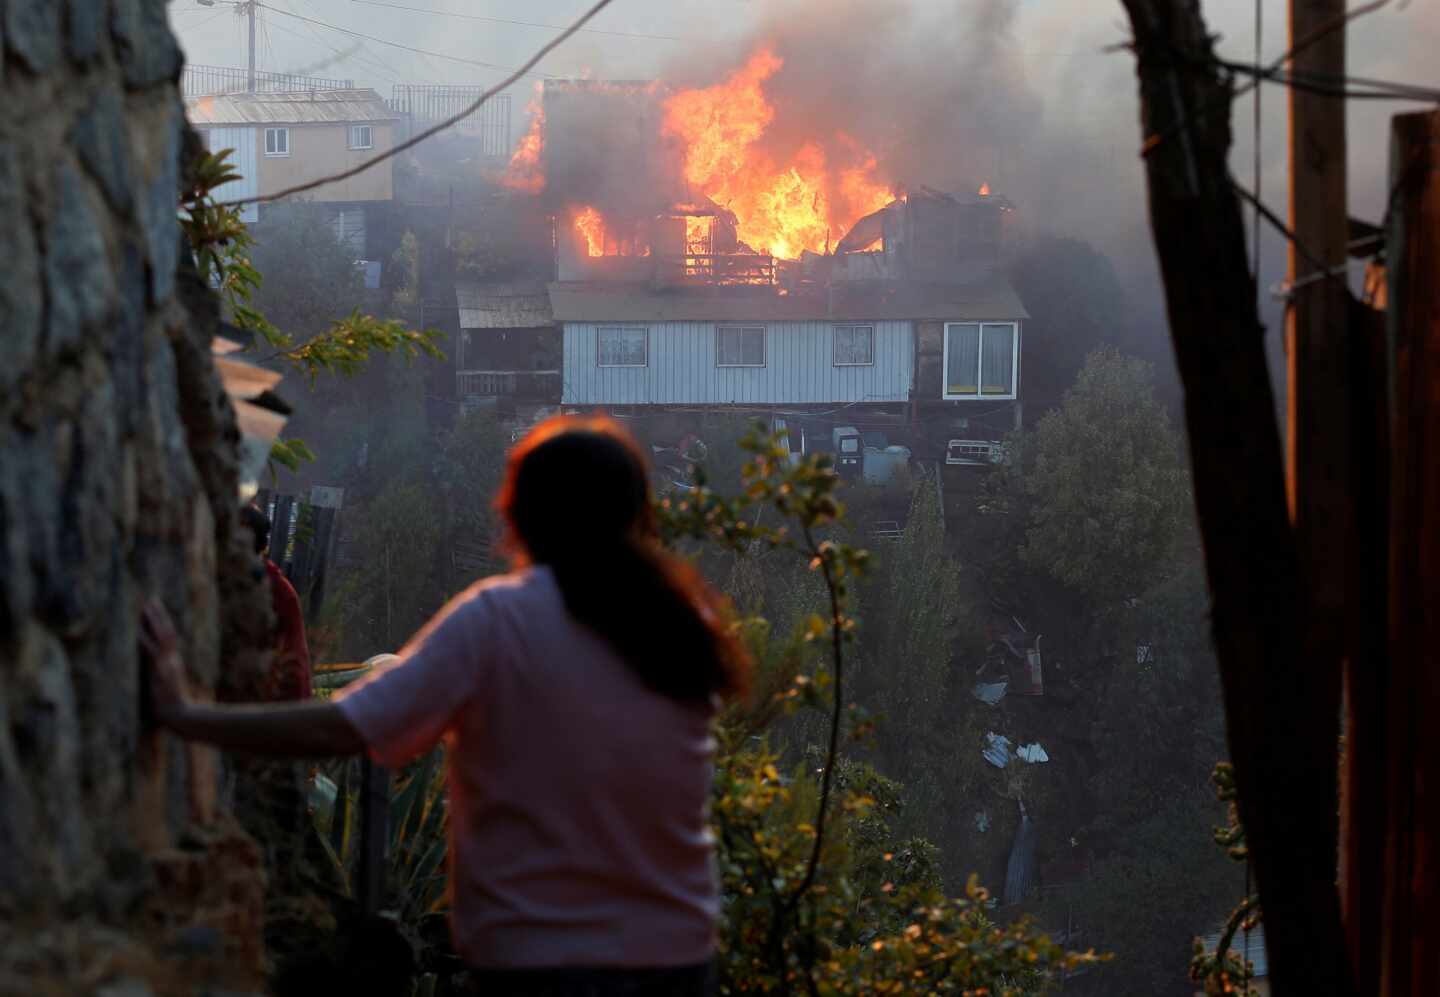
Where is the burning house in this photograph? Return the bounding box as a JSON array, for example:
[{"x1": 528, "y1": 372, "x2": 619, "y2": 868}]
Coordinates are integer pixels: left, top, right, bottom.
[{"x1": 463, "y1": 52, "x2": 1029, "y2": 477}]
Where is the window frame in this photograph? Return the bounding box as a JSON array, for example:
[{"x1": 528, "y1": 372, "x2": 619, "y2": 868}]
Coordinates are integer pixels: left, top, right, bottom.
[
  {"x1": 348, "y1": 124, "x2": 373, "y2": 150},
  {"x1": 263, "y1": 127, "x2": 290, "y2": 157},
  {"x1": 833, "y1": 324, "x2": 876, "y2": 366},
  {"x1": 716, "y1": 325, "x2": 766, "y2": 368},
  {"x1": 596, "y1": 325, "x2": 649, "y2": 368},
  {"x1": 941, "y1": 321, "x2": 1020, "y2": 400}
]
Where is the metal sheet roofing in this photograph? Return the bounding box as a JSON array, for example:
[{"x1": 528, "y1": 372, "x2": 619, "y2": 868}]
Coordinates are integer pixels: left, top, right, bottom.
[
  {"x1": 184, "y1": 89, "x2": 399, "y2": 125},
  {"x1": 456, "y1": 282, "x2": 555, "y2": 330},
  {"x1": 547, "y1": 276, "x2": 1029, "y2": 324}
]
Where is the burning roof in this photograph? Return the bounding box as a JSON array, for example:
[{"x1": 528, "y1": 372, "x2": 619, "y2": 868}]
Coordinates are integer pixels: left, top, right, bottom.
[
  {"x1": 497, "y1": 44, "x2": 1019, "y2": 297},
  {"x1": 502, "y1": 50, "x2": 901, "y2": 268}
]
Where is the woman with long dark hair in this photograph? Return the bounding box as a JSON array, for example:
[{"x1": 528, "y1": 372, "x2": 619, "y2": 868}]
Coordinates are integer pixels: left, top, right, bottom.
[{"x1": 143, "y1": 416, "x2": 751, "y2": 995}]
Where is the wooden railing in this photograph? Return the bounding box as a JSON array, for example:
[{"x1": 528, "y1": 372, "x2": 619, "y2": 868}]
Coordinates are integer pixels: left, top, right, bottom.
[
  {"x1": 678, "y1": 253, "x2": 776, "y2": 286},
  {"x1": 456, "y1": 370, "x2": 561, "y2": 400}
]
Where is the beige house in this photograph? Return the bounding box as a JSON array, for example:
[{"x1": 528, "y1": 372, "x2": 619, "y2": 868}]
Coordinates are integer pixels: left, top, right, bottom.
[{"x1": 185, "y1": 89, "x2": 399, "y2": 244}]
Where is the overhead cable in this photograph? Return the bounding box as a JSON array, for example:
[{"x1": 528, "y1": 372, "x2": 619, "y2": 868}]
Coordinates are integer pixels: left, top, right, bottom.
[{"x1": 220, "y1": 0, "x2": 615, "y2": 207}]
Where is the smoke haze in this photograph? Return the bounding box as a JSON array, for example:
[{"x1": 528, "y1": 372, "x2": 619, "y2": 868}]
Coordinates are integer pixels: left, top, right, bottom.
[{"x1": 171, "y1": 0, "x2": 1440, "y2": 365}]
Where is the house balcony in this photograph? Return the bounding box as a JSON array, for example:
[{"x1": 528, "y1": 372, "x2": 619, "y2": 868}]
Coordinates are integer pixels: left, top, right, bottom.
[{"x1": 456, "y1": 369, "x2": 561, "y2": 403}]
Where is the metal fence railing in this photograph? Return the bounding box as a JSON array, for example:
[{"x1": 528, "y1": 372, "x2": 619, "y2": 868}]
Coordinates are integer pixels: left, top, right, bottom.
[
  {"x1": 387, "y1": 85, "x2": 513, "y2": 158},
  {"x1": 182, "y1": 63, "x2": 354, "y2": 97}
]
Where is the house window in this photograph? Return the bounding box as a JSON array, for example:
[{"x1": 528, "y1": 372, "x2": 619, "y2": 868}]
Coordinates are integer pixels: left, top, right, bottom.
[
  {"x1": 349, "y1": 125, "x2": 373, "y2": 150},
  {"x1": 943, "y1": 322, "x2": 1018, "y2": 399},
  {"x1": 717, "y1": 326, "x2": 765, "y2": 367},
  {"x1": 597, "y1": 326, "x2": 648, "y2": 367},
  {"x1": 834, "y1": 325, "x2": 875, "y2": 366},
  {"x1": 264, "y1": 127, "x2": 289, "y2": 156}
]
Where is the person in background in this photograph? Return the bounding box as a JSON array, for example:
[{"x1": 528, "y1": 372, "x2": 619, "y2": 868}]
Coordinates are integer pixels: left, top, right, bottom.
[
  {"x1": 240, "y1": 503, "x2": 312, "y2": 701},
  {"x1": 142, "y1": 417, "x2": 752, "y2": 996}
]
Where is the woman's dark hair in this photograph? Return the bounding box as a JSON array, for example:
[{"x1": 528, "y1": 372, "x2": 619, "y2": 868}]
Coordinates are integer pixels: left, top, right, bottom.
[
  {"x1": 498, "y1": 416, "x2": 750, "y2": 705},
  {"x1": 240, "y1": 504, "x2": 271, "y2": 555}
]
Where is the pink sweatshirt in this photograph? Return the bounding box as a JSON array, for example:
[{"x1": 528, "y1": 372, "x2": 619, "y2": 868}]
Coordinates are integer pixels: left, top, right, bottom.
[{"x1": 335, "y1": 567, "x2": 719, "y2": 969}]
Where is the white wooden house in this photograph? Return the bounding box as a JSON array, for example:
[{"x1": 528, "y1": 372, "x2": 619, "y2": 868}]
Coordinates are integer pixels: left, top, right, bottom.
[{"x1": 547, "y1": 278, "x2": 1027, "y2": 411}]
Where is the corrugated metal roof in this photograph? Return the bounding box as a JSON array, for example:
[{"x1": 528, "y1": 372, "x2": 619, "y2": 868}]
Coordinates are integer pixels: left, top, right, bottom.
[
  {"x1": 456, "y1": 282, "x2": 555, "y2": 330},
  {"x1": 185, "y1": 88, "x2": 399, "y2": 125},
  {"x1": 547, "y1": 276, "x2": 1029, "y2": 323},
  {"x1": 1201, "y1": 925, "x2": 1268, "y2": 978}
]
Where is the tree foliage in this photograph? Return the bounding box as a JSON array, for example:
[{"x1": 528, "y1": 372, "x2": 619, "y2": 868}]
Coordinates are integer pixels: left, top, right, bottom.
[
  {"x1": 179, "y1": 151, "x2": 443, "y2": 481},
  {"x1": 663, "y1": 426, "x2": 1102, "y2": 994},
  {"x1": 1020, "y1": 348, "x2": 1190, "y2": 608}
]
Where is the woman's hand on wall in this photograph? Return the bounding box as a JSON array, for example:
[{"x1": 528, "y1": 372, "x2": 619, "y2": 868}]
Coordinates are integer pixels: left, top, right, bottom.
[{"x1": 140, "y1": 598, "x2": 190, "y2": 725}]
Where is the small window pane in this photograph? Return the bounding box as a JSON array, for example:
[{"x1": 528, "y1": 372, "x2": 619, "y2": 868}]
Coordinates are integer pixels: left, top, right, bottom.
[
  {"x1": 265, "y1": 128, "x2": 288, "y2": 155},
  {"x1": 834, "y1": 325, "x2": 874, "y2": 365},
  {"x1": 350, "y1": 125, "x2": 372, "y2": 149},
  {"x1": 980, "y1": 324, "x2": 1015, "y2": 395},
  {"x1": 718, "y1": 326, "x2": 764, "y2": 366},
  {"x1": 946, "y1": 324, "x2": 980, "y2": 395},
  {"x1": 598, "y1": 327, "x2": 646, "y2": 366}
]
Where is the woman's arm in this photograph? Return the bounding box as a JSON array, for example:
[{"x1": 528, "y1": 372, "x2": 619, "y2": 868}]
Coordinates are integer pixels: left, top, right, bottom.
[
  {"x1": 158, "y1": 699, "x2": 365, "y2": 757},
  {"x1": 141, "y1": 599, "x2": 365, "y2": 758}
]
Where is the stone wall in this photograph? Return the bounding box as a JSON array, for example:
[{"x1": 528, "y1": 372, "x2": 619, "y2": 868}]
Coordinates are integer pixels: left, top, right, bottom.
[{"x1": 0, "y1": 3, "x2": 278, "y2": 992}]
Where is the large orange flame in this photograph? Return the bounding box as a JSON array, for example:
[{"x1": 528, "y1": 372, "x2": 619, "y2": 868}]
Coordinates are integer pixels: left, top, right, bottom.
[
  {"x1": 662, "y1": 49, "x2": 893, "y2": 260},
  {"x1": 504, "y1": 92, "x2": 545, "y2": 193},
  {"x1": 574, "y1": 206, "x2": 605, "y2": 257}
]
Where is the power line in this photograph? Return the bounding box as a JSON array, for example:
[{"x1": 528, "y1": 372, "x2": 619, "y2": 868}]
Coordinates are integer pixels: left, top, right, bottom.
[
  {"x1": 256, "y1": 2, "x2": 554, "y2": 80},
  {"x1": 349, "y1": 0, "x2": 684, "y2": 42},
  {"x1": 1221, "y1": 61, "x2": 1440, "y2": 102},
  {"x1": 261, "y1": 15, "x2": 398, "y2": 84},
  {"x1": 267, "y1": 0, "x2": 408, "y2": 85},
  {"x1": 1136, "y1": 0, "x2": 1400, "y2": 157},
  {"x1": 221, "y1": 0, "x2": 615, "y2": 207}
]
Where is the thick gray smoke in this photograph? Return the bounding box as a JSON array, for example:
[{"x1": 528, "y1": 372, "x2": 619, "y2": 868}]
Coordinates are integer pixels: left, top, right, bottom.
[
  {"x1": 171, "y1": 0, "x2": 1439, "y2": 374},
  {"x1": 659, "y1": 0, "x2": 1043, "y2": 198}
]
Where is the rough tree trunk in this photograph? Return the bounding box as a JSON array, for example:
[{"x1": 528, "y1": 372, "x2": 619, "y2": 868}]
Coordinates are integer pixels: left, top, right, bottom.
[{"x1": 1114, "y1": 2, "x2": 1354, "y2": 994}]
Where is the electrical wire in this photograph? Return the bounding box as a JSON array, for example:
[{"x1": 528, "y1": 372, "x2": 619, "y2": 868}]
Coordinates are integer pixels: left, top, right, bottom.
[
  {"x1": 256, "y1": 2, "x2": 555, "y2": 80},
  {"x1": 349, "y1": 0, "x2": 685, "y2": 42},
  {"x1": 1230, "y1": 175, "x2": 1332, "y2": 277},
  {"x1": 1221, "y1": 60, "x2": 1440, "y2": 102},
  {"x1": 269, "y1": 0, "x2": 403, "y2": 86},
  {"x1": 262, "y1": 16, "x2": 397, "y2": 84},
  {"x1": 173, "y1": 8, "x2": 234, "y2": 32},
  {"x1": 220, "y1": 0, "x2": 614, "y2": 207},
  {"x1": 1136, "y1": 0, "x2": 1403, "y2": 157}
]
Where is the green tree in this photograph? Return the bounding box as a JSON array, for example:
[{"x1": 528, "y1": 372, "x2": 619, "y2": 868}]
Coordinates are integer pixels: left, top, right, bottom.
[
  {"x1": 249, "y1": 200, "x2": 363, "y2": 337},
  {"x1": 664, "y1": 427, "x2": 1101, "y2": 994},
  {"x1": 849, "y1": 474, "x2": 972, "y2": 840},
  {"x1": 434, "y1": 410, "x2": 512, "y2": 591},
  {"x1": 329, "y1": 481, "x2": 444, "y2": 658},
  {"x1": 1021, "y1": 348, "x2": 1190, "y2": 610}
]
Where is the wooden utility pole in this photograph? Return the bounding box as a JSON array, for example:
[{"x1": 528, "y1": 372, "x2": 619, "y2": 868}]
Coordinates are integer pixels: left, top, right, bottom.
[
  {"x1": 246, "y1": 0, "x2": 257, "y2": 93},
  {"x1": 1286, "y1": 0, "x2": 1357, "y2": 987},
  {"x1": 1285, "y1": 3, "x2": 1351, "y2": 642},
  {"x1": 1381, "y1": 109, "x2": 1440, "y2": 997},
  {"x1": 1115, "y1": 1, "x2": 1355, "y2": 993}
]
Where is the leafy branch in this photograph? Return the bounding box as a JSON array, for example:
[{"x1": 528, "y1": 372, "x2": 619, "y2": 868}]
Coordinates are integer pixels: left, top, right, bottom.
[
  {"x1": 659, "y1": 423, "x2": 869, "y2": 990},
  {"x1": 260, "y1": 311, "x2": 445, "y2": 386},
  {"x1": 180, "y1": 146, "x2": 445, "y2": 479},
  {"x1": 1189, "y1": 762, "x2": 1262, "y2": 997}
]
